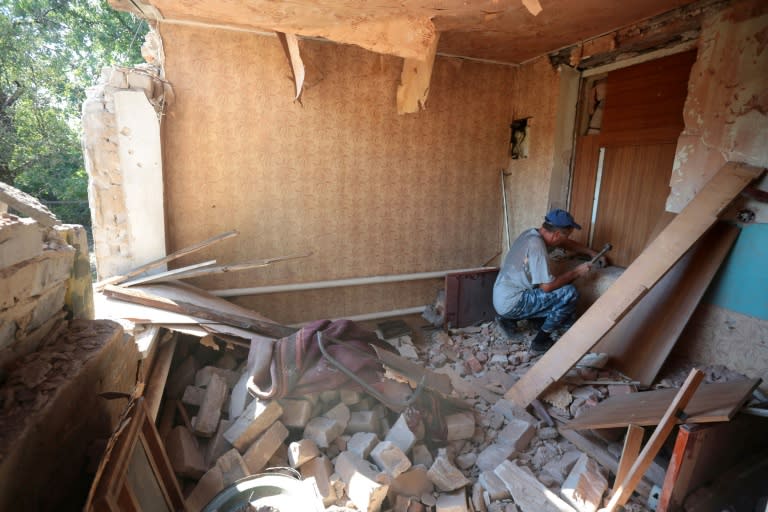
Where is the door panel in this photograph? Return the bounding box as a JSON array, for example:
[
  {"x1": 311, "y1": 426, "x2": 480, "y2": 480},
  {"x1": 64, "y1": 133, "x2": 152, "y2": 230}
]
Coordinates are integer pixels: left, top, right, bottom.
[{"x1": 592, "y1": 143, "x2": 676, "y2": 267}]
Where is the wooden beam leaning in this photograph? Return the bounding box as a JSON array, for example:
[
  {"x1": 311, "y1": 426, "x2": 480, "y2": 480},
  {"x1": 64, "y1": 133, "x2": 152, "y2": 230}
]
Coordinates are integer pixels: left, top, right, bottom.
[
  {"x1": 614, "y1": 424, "x2": 645, "y2": 493},
  {"x1": 103, "y1": 284, "x2": 297, "y2": 340},
  {"x1": 604, "y1": 369, "x2": 704, "y2": 510},
  {"x1": 505, "y1": 162, "x2": 764, "y2": 408},
  {"x1": 396, "y1": 32, "x2": 440, "y2": 114}
]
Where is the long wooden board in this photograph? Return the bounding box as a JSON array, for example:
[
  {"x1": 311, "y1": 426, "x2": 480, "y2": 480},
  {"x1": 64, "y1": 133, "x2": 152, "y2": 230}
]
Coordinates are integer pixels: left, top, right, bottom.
[
  {"x1": 504, "y1": 162, "x2": 763, "y2": 408},
  {"x1": 595, "y1": 222, "x2": 739, "y2": 386},
  {"x1": 562, "y1": 379, "x2": 760, "y2": 430}
]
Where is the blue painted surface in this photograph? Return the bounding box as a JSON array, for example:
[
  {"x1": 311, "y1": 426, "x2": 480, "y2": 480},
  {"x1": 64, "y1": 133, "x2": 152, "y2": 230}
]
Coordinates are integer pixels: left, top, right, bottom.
[{"x1": 706, "y1": 223, "x2": 768, "y2": 320}]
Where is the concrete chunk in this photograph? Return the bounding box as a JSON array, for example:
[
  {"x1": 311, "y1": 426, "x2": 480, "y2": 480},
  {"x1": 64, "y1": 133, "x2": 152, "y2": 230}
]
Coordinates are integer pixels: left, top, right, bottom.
[
  {"x1": 411, "y1": 443, "x2": 433, "y2": 467},
  {"x1": 288, "y1": 438, "x2": 321, "y2": 468},
  {"x1": 205, "y1": 419, "x2": 233, "y2": 467},
  {"x1": 437, "y1": 489, "x2": 469, "y2": 512},
  {"x1": 560, "y1": 453, "x2": 607, "y2": 512},
  {"x1": 494, "y1": 460, "x2": 575, "y2": 512},
  {"x1": 491, "y1": 399, "x2": 538, "y2": 426},
  {"x1": 324, "y1": 402, "x2": 351, "y2": 429},
  {"x1": 0, "y1": 216, "x2": 44, "y2": 268},
  {"x1": 304, "y1": 416, "x2": 345, "y2": 448},
  {"x1": 195, "y1": 365, "x2": 240, "y2": 388},
  {"x1": 371, "y1": 441, "x2": 412, "y2": 478},
  {"x1": 445, "y1": 412, "x2": 475, "y2": 441},
  {"x1": 0, "y1": 248, "x2": 73, "y2": 311},
  {"x1": 385, "y1": 414, "x2": 417, "y2": 454},
  {"x1": 427, "y1": 448, "x2": 470, "y2": 492},
  {"x1": 389, "y1": 465, "x2": 434, "y2": 499},
  {"x1": 185, "y1": 466, "x2": 224, "y2": 512},
  {"x1": 279, "y1": 398, "x2": 313, "y2": 428},
  {"x1": 216, "y1": 449, "x2": 250, "y2": 486},
  {"x1": 476, "y1": 443, "x2": 516, "y2": 472},
  {"x1": 347, "y1": 410, "x2": 379, "y2": 434},
  {"x1": 348, "y1": 432, "x2": 379, "y2": 459},
  {"x1": 165, "y1": 426, "x2": 206, "y2": 479},
  {"x1": 478, "y1": 470, "x2": 511, "y2": 501},
  {"x1": 194, "y1": 373, "x2": 227, "y2": 437},
  {"x1": 301, "y1": 455, "x2": 336, "y2": 506},
  {"x1": 497, "y1": 418, "x2": 536, "y2": 451},
  {"x1": 224, "y1": 398, "x2": 283, "y2": 452},
  {"x1": 242, "y1": 421, "x2": 289, "y2": 473},
  {"x1": 335, "y1": 451, "x2": 391, "y2": 512}
]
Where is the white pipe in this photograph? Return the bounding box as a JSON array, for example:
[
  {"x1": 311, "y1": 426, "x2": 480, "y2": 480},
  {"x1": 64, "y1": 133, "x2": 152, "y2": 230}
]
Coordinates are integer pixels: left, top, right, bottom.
[
  {"x1": 290, "y1": 306, "x2": 426, "y2": 327},
  {"x1": 210, "y1": 266, "x2": 494, "y2": 297}
]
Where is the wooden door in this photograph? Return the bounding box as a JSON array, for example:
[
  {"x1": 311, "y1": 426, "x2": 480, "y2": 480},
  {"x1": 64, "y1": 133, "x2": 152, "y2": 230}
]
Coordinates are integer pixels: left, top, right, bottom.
[{"x1": 569, "y1": 50, "x2": 696, "y2": 267}]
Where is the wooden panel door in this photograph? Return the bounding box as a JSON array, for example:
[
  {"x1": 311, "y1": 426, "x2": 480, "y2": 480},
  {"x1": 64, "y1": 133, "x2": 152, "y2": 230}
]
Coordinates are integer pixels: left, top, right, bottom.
[{"x1": 592, "y1": 143, "x2": 676, "y2": 266}]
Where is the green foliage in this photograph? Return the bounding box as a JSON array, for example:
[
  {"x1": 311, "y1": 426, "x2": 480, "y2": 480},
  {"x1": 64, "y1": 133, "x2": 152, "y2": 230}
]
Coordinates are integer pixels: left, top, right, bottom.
[{"x1": 0, "y1": 0, "x2": 148, "y2": 227}]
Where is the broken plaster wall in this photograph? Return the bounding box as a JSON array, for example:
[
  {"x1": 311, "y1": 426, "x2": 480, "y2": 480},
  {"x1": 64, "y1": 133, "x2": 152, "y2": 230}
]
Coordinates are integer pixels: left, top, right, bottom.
[
  {"x1": 668, "y1": 0, "x2": 768, "y2": 384},
  {"x1": 159, "y1": 24, "x2": 514, "y2": 323},
  {"x1": 504, "y1": 57, "x2": 564, "y2": 243},
  {"x1": 82, "y1": 65, "x2": 166, "y2": 280}
]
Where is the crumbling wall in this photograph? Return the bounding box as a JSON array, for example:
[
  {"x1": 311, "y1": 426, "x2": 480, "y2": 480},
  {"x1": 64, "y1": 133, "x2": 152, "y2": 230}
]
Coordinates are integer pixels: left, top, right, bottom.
[
  {"x1": 0, "y1": 214, "x2": 94, "y2": 371},
  {"x1": 505, "y1": 57, "x2": 563, "y2": 241},
  {"x1": 159, "y1": 25, "x2": 514, "y2": 323},
  {"x1": 668, "y1": 0, "x2": 768, "y2": 215},
  {"x1": 82, "y1": 59, "x2": 167, "y2": 280}
]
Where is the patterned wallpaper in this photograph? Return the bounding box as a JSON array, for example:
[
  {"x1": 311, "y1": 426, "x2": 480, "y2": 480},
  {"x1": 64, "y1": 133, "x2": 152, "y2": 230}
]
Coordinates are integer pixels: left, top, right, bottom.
[{"x1": 159, "y1": 24, "x2": 515, "y2": 323}]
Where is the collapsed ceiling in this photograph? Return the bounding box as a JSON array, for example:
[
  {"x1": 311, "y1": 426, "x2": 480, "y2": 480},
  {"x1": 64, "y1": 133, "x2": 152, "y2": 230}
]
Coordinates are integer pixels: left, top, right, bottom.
[{"x1": 110, "y1": 0, "x2": 699, "y2": 64}]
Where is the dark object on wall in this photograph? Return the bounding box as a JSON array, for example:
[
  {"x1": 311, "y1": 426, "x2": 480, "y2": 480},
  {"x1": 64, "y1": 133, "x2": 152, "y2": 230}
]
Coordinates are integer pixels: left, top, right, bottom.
[
  {"x1": 510, "y1": 118, "x2": 530, "y2": 159},
  {"x1": 444, "y1": 267, "x2": 500, "y2": 328}
]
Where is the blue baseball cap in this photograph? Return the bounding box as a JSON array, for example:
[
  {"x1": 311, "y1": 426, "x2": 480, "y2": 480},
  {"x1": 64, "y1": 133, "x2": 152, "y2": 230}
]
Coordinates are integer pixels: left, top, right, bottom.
[{"x1": 545, "y1": 209, "x2": 582, "y2": 230}]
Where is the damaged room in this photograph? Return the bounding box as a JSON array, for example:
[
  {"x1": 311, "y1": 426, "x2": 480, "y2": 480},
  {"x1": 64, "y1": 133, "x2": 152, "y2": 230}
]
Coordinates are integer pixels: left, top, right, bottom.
[{"x1": 1, "y1": 0, "x2": 767, "y2": 511}]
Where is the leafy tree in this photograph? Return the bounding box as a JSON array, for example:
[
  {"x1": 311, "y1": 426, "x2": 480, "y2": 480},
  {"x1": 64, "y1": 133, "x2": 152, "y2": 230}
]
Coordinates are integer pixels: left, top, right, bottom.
[{"x1": 0, "y1": 0, "x2": 147, "y2": 227}]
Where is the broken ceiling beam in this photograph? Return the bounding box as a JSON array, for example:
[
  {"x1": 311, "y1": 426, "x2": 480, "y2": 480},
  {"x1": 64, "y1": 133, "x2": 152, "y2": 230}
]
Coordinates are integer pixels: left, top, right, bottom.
[
  {"x1": 277, "y1": 32, "x2": 305, "y2": 101},
  {"x1": 121, "y1": 260, "x2": 218, "y2": 287},
  {"x1": 561, "y1": 378, "x2": 761, "y2": 430},
  {"x1": 103, "y1": 283, "x2": 297, "y2": 339},
  {"x1": 95, "y1": 229, "x2": 239, "y2": 289},
  {"x1": 153, "y1": 253, "x2": 311, "y2": 282},
  {"x1": 397, "y1": 32, "x2": 440, "y2": 114},
  {"x1": 504, "y1": 162, "x2": 764, "y2": 408}
]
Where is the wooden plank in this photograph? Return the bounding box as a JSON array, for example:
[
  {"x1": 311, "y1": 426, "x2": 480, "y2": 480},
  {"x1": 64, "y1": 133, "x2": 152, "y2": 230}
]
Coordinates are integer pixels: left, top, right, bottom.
[
  {"x1": 144, "y1": 252, "x2": 311, "y2": 282},
  {"x1": 494, "y1": 460, "x2": 576, "y2": 512},
  {"x1": 568, "y1": 135, "x2": 602, "y2": 247},
  {"x1": 0, "y1": 180, "x2": 59, "y2": 227},
  {"x1": 121, "y1": 260, "x2": 217, "y2": 287},
  {"x1": 614, "y1": 425, "x2": 644, "y2": 490},
  {"x1": 605, "y1": 369, "x2": 704, "y2": 510},
  {"x1": 595, "y1": 222, "x2": 740, "y2": 386},
  {"x1": 144, "y1": 335, "x2": 177, "y2": 421},
  {"x1": 562, "y1": 379, "x2": 760, "y2": 430},
  {"x1": 504, "y1": 162, "x2": 763, "y2": 408},
  {"x1": 396, "y1": 32, "x2": 440, "y2": 114},
  {"x1": 557, "y1": 427, "x2": 656, "y2": 498},
  {"x1": 657, "y1": 415, "x2": 768, "y2": 512},
  {"x1": 94, "y1": 229, "x2": 239, "y2": 289},
  {"x1": 102, "y1": 283, "x2": 297, "y2": 339}
]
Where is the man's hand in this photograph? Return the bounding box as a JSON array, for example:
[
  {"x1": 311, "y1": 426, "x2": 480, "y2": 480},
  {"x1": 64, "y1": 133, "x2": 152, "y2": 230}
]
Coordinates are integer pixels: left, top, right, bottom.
[{"x1": 575, "y1": 262, "x2": 592, "y2": 277}]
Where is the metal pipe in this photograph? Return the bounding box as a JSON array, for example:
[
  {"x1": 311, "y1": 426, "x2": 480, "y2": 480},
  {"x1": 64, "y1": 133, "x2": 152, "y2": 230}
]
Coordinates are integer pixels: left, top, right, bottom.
[
  {"x1": 210, "y1": 267, "x2": 494, "y2": 297},
  {"x1": 501, "y1": 170, "x2": 511, "y2": 251}
]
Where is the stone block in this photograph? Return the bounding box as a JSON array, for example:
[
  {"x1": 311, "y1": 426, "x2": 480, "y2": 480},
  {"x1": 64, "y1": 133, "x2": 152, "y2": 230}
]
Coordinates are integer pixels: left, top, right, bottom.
[
  {"x1": 340, "y1": 389, "x2": 361, "y2": 405},
  {"x1": 560, "y1": 453, "x2": 607, "y2": 512},
  {"x1": 182, "y1": 385, "x2": 205, "y2": 407},
  {"x1": 455, "y1": 452, "x2": 477, "y2": 470},
  {"x1": 427, "y1": 448, "x2": 470, "y2": 492},
  {"x1": 0, "y1": 248, "x2": 73, "y2": 311},
  {"x1": 411, "y1": 443, "x2": 433, "y2": 467},
  {"x1": 0, "y1": 283, "x2": 66, "y2": 350},
  {"x1": 348, "y1": 432, "x2": 379, "y2": 459},
  {"x1": 335, "y1": 451, "x2": 390, "y2": 512},
  {"x1": 205, "y1": 419, "x2": 233, "y2": 467},
  {"x1": 0, "y1": 216, "x2": 43, "y2": 269},
  {"x1": 445, "y1": 412, "x2": 475, "y2": 441},
  {"x1": 491, "y1": 399, "x2": 538, "y2": 426},
  {"x1": 267, "y1": 442, "x2": 289, "y2": 468},
  {"x1": 166, "y1": 425, "x2": 206, "y2": 479},
  {"x1": 476, "y1": 443, "x2": 516, "y2": 472},
  {"x1": 194, "y1": 373, "x2": 227, "y2": 437},
  {"x1": 304, "y1": 416, "x2": 345, "y2": 448},
  {"x1": 185, "y1": 466, "x2": 223, "y2": 512},
  {"x1": 436, "y1": 489, "x2": 468, "y2": 512},
  {"x1": 478, "y1": 470, "x2": 511, "y2": 501},
  {"x1": 389, "y1": 465, "x2": 434, "y2": 499},
  {"x1": 301, "y1": 455, "x2": 336, "y2": 506},
  {"x1": 497, "y1": 418, "x2": 536, "y2": 451},
  {"x1": 229, "y1": 371, "x2": 249, "y2": 420},
  {"x1": 224, "y1": 399, "x2": 283, "y2": 452},
  {"x1": 540, "y1": 450, "x2": 582, "y2": 486},
  {"x1": 288, "y1": 438, "x2": 321, "y2": 468},
  {"x1": 194, "y1": 365, "x2": 240, "y2": 388},
  {"x1": 371, "y1": 441, "x2": 412, "y2": 478},
  {"x1": 347, "y1": 410, "x2": 379, "y2": 434},
  {"x1": 165, "y1": 355, "x2": 198, "y2": 400},
  {"x1": 385, "y1": 414, "x2": 417, "y2": 454},
  {"x1": 471, "y1": 483, "x2": 487, "y2": 512},
  {"x1": 216, "y1": 449, "x2": 250, "y2": 486},
  {"x1": 279, "y1": 398, "x2": 313, "y2": 428},
  {"x1": 242, "y1": 421, "x2": 289, "y2": 473},
  {"x1": 324, "y1": 402, "x2": 351, "y2": 428}
]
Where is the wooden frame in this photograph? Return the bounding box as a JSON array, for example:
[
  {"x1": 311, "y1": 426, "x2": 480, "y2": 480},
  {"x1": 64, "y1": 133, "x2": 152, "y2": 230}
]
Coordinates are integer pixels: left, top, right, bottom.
[{"x1": 85, "y1": 398, "x2": 186, "y2": 512}]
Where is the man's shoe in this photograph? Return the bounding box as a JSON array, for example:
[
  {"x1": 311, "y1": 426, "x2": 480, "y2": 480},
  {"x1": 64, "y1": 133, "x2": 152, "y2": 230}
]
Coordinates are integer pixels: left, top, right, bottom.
[
  {"x1": 530, "y1": 329, "x2": 556, "y2": 355},
  {"x1": 496, "y1": 316, "x2": 517, "y2": 338},
  {"x1": 525, "y1": 316, "x2": 545, "y2": 331}
]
